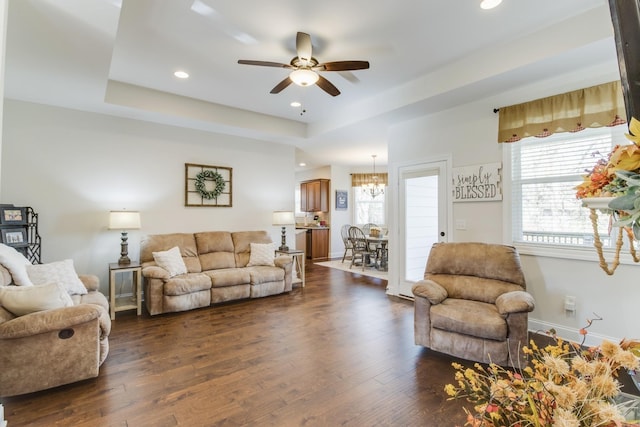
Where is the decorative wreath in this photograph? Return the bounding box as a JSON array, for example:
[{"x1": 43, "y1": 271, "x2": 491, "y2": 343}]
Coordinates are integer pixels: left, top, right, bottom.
[{"x1": 194, "y1": 170, "x2": 226, "y2": 200}]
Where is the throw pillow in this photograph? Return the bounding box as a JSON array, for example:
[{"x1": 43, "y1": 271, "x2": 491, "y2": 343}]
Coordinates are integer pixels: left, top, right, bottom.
[
  {"x1": 152, "y1": 246, "x2": 187, "y2": 277},
  {"x1": 26, "y1": 259, "x2": 88, "y2": 295},
  {"x1": 247, "y1": 242, "x2": 275, "y2": 267},
  {"x1": 0, "y1": 243, "x2": 33, "y2": 286},
  {"x1": 0, "y1": 282, "x2": 74, "y2": 316}
]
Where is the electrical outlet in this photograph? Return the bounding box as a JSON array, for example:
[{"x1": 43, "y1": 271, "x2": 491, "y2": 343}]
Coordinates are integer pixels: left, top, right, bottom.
[
  {"x1": 564, "y1": 295, "x2": 576, "y2": 317},
  {"x1": 455, "y1": 219, "x2": 467, "y2": 230}
]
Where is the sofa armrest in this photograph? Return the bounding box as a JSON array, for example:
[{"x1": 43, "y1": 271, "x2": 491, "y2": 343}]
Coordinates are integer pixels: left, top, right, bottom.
[
  {"x1": 79, "y1": 274, "x2": 100, "y2": 292},
  {"x1": 0, "y1": 304, "x2": 105, "y2": 340},
  {"x1": 274, "y1": 255, "x2": 293, "y2": 269},
  {"x1": 142, "y1": 265, "x2": 170, "y2": 280},
  {"x1": 412, "y1": 279, "x2": 447, "y2": 305},
  {"x1": 495, "y1": 290, "x2": 535, "y2": 315}
]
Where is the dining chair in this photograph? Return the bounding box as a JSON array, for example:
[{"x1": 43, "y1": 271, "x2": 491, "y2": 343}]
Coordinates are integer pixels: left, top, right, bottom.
[
  {"x1": 361, "y1": 223, "x2": 379, "y2": 252},
  {"x1": 340, "y1": 224, "x2": 353, "y2": 263},
  {"x1": 348, "y1": 226, "x2": 376, "y2": 271}
]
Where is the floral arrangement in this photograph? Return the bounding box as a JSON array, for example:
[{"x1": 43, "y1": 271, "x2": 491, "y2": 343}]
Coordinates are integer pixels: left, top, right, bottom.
[
  {"x1": 445, "y1": 316, "x2": 640, "y2": 427},
  {"x1": 575, "y1": 117, "x2": 640, "y2": 200}
]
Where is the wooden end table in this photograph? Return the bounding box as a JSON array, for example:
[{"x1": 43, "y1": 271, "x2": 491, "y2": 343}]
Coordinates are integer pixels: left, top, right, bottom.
[
  {"x1": 275, "y1": 249, "x2": 305, "y2": 288},
  {"x1": 109, "y1": 262, "x2": 142, "y2": 320}
]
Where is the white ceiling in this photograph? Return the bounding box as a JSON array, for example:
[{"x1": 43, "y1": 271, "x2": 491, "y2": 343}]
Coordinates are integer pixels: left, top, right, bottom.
[{"x1": 4, "y1": 0, "x2": 618, "y2": 170}]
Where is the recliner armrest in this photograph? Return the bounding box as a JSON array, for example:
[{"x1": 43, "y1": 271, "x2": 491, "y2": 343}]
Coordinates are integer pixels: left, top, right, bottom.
[
  {"x1": 412, "y1": 279, "x2": 447, "y2": 305},
  {"x1": 142, "y1": 265, "x2": 170, "y2": 280},
  {"x1": 495, "y1": 290, "x2": 535, "y2": 315},
  {"x1": 274, "y1": 255, "x2": 293, "y2": 269},
  {"x1": 0, "y1": 304, "x2": 105, "y2": 340},
  {"x1": 79, "y1": 274, "x2": 100, "y2": 292}
]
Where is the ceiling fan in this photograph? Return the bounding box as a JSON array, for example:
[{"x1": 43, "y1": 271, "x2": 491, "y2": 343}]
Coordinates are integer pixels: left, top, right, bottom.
[{"x1": 238, "y1": 32, "x2": 369, "y2": 97}]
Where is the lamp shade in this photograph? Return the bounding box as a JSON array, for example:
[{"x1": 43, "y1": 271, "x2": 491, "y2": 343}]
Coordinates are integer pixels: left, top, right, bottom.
[
  {"x1": 108, "y1": 211, "x2": 141, "y2": 230},
  {"x1": 272, "y1": 211, "x2": 295, "y2": 226}
]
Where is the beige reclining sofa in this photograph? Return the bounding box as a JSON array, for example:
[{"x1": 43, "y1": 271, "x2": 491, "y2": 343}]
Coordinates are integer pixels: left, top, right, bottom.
[{"x1": 140, "y1": 230, "x2": 293, "y2": 315}]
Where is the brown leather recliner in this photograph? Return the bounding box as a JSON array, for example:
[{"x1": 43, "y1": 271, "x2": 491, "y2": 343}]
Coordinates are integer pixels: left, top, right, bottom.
[{"x1": 412, "y1": 242, "x2": 535, "y2": 368}]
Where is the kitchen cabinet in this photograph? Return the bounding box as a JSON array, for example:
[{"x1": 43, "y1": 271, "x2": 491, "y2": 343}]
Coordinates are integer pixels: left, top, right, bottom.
[
  {"x1": 300, "y1": 179, "x2": 330, "y2": 212},
  {"x1": 306, "y1": 228, "x2": 329, "y2": 261}
]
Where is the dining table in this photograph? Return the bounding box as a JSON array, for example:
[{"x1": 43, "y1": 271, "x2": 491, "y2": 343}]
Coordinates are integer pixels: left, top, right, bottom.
[{"x1": 366, "y1": 234, "x2": 389, "y2": 271}]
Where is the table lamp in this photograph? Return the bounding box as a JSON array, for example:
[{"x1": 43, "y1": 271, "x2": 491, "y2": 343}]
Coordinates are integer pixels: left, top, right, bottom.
[
  {"x1": 272, "y1": 211, "x2": 294, "y2": 251},
  {"x1": 109, "y1": 210, "x2": 141, "y2": 264}
]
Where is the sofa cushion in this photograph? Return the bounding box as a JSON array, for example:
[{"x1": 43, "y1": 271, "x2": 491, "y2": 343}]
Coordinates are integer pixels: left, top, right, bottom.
[
  {"x1": 153, "y1": 246, "x2": 188, "y2": 277},
  {"x1": 195, "y1": 232, "x2": 236, "y2": 270},
  {"x1": 163, "y1": 273, "x2": 211, "y2": 296},
  {"x1": 0, "y1": 244, "x2": 33, "y2": 286},
  {"x1": 26, "y1": 259, "x2": 87, "y2": 296},
  {"x1": 140, "y1": 233, "x2": 202, "y2": 273},
  {"x1": 425, "y1": 242, "x2": 526, "y2": 287},
  {"x1": 430, "y1": 299, "x2": 507, "y2": 341},
  {"x1": 205, "y1": 268, "x2": 250, "y2": 287},
  {"x1": 231, "y1": 231, "x2": 273, "y2": 267},
  {"x1": 0, "y1": 282, "x2": 74, "y2": 316},
  {"x1": 71, "y1": 289, "x2": 110, "y2": 312},
  {"x1": 247, "y1": 242, "x2": 275, "y2": 267},
  {"x1": 426, "y1": 275, "x2": 524, "y2": 304},
  {"x1": 248, "y1": 265, "x2": 285, "y2": 285}
]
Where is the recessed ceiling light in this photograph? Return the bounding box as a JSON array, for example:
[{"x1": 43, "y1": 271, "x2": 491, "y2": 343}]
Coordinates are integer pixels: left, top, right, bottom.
[
  {"x1": 480, "y1": 0, "x2": 502, "y2": 9},
  {"x1": 299, "y1": 162, "x2": 306, "y2": 167},
  {"x1": 174, "y1": 71, "x2": 189, "y2": 79},
  {"x1": 290, "y1": 101, "x2": 301, "y2": 107}
]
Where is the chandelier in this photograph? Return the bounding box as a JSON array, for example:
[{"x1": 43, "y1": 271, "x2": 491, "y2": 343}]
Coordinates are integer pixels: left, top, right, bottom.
[{"x1": 363, "y1": 154, "x2": 384, "y2": 198}]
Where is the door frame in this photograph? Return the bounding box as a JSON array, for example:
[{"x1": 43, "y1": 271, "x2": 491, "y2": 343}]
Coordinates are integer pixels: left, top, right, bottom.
[{"x1": 386, "y1": 154, "x2": 452, "y2": 298}]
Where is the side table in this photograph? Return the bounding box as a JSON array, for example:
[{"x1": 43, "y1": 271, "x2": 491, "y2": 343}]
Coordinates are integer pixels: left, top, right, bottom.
[
  {"x1": 109, "y1": 262, "x2": 142, "y2": 320},
  {"x1": 275, "y1": 249, "x2": 305, "y2": 288}
]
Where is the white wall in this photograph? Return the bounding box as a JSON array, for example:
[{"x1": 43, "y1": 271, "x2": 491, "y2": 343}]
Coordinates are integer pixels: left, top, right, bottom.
[
  {"x1": 1, "y1": 100, "x2": 296, "y2": 293},
  {"x1": 386, "y1": 64, "x2": 640, "y2": 344},
  {"x1": 0, "y1": 1, "x2": 7, "y2": 187},
  {"x1": 329, "y1": 165, "x2": 351, "y2": 259}
]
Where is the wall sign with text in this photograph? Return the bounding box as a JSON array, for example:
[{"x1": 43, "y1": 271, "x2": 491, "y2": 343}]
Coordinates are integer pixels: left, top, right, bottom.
[{"x1": 452, "y1": 162, "x2": 502, "y2": 202}]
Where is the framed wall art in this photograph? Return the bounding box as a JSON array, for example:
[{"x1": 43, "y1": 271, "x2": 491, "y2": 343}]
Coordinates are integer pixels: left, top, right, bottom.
[
  {"x1": 335, "y1": 190, "x2": 348, "y2": 210},
  {"x1": 1, "y1": 228, "x2": 27, "y2": 246},
  {"x1": 0, "y1": 206, "x2": 26, "y2": 225},
  {"x1": 185, "y1": 163, "x2": 233, "y2": 207}
]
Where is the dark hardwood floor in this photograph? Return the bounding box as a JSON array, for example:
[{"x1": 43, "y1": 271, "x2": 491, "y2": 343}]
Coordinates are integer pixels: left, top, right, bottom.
[{"x1": 1, "y1": 262, "x2": 473, "y2": 426}]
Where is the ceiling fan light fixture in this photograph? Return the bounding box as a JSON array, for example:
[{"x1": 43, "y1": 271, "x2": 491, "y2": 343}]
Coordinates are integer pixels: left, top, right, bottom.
[
  {"x1": 289, "y1": 69, "x2": 319, "y2": 86},
  {"x1": 480, "y1": 0, "x2": 502, "y2": 9}
]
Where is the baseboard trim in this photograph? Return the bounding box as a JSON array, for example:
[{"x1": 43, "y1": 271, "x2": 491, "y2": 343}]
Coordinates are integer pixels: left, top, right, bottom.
[{"x1": 528, "y1": 318, "x2": 621, "y2": 347}]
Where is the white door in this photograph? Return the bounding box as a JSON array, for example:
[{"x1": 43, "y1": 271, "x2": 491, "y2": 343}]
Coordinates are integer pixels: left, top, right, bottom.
[{"x1": 398, "y1": 161, "x2": 449, "y2": 298}]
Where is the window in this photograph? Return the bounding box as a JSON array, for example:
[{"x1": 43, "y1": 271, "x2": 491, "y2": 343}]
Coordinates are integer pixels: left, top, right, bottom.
[
  {"x1": 510, "y1": 125, "x2": 628, "y2": 249},
  {"x1": 353, "y1": 186, "x2": 386, "y2": 225}
]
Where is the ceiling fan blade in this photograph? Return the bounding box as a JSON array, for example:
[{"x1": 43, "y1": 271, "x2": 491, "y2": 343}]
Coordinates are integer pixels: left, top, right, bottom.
[
  {"x1": 238, "y1": 60, "x2": 292, "y2": 69},
  {"x1": 316, "y1": 60, "x2": 370, "y2": 72},
  {"x1": 296, "y1": 32, "x2": 312, "y2": 62},
  {"x1": 270, "y1": 77, "x2": 293, "y2": 94},
  {"x1": 316, "y1": 75, "x2": 340, "y2": 97}
]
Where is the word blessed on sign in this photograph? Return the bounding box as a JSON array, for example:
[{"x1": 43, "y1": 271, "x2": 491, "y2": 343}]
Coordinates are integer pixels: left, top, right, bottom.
[{"x1": 452, "y1": 162, "x2": 502, "y2": 202}]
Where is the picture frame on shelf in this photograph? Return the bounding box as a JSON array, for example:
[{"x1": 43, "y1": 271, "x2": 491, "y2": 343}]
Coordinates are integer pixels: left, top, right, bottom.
[
  {"x1": 0, "y1": 206, "x2": 26, "y2": 225},
  {"x1": 335, "y1": 190, "x2": 348, "y2": 210},
  {"x1": 1, "y1": 228, "x2": 27, "y2": 246}
]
